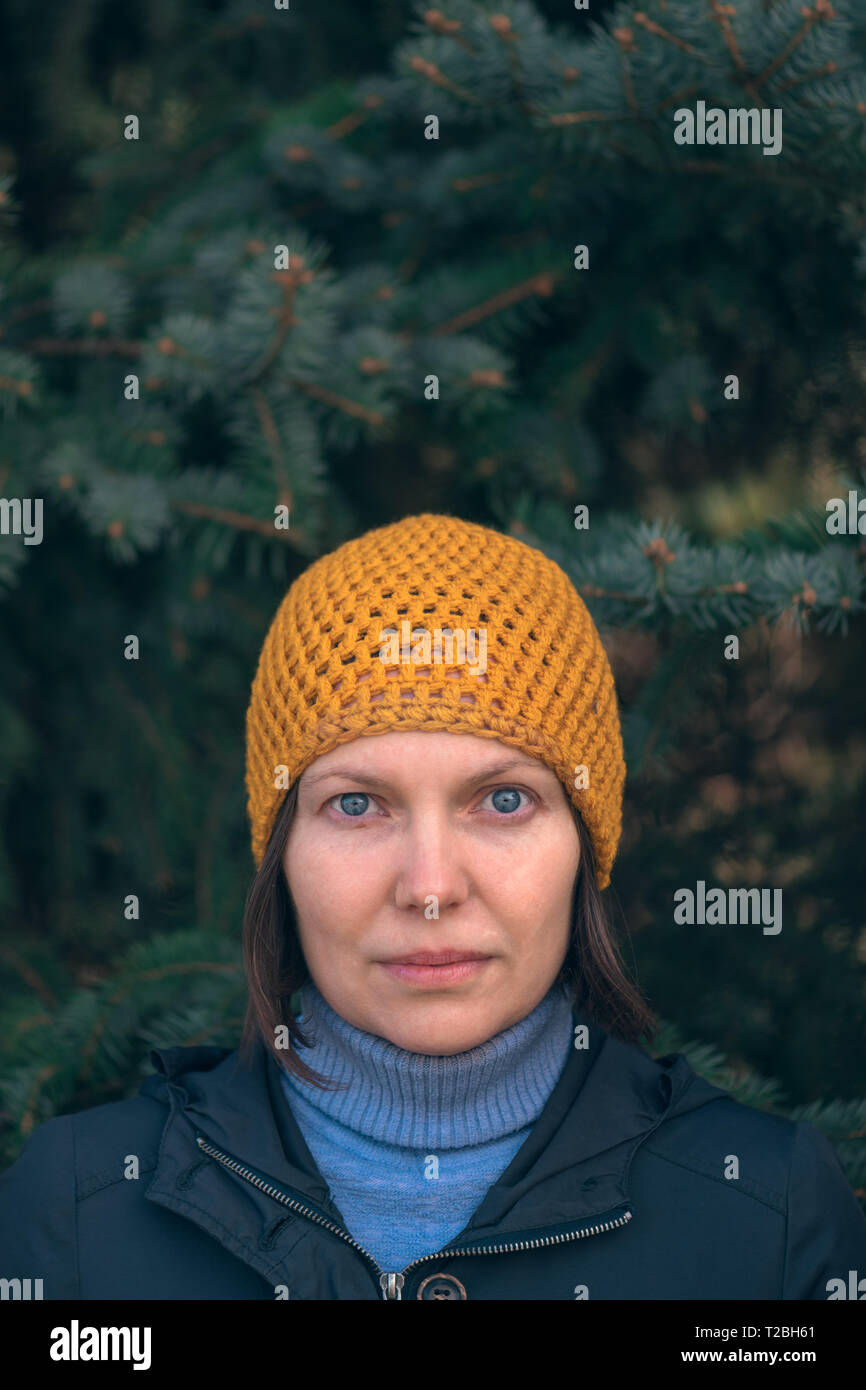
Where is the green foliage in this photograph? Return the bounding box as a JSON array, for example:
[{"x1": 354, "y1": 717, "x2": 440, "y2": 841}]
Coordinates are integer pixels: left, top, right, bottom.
[
  {"x1": 0, "y1": 929, "x2": 246, "y2": 1167},
  {"x1": 0, "y1": 0, "x2": 864, "y2": 1200}
]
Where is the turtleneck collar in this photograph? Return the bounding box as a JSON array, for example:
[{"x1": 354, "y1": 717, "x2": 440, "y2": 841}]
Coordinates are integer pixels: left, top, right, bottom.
[{"x1": 279, "y1": 978, "x2": 576, "y2": 1150}]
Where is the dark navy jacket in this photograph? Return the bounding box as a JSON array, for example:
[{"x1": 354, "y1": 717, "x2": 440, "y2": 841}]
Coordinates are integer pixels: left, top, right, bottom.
[{"x1": 2, "y1": 1010, "x2": 865, "y2": 1300}]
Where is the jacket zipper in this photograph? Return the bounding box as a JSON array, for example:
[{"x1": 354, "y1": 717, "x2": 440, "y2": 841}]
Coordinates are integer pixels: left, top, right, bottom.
[
  {"x1": 378, "y1": 1205, "x2": 634, "y2": 1299},
  {"x1": 195, "y1": 1130, "x2": 633, "y2": 1300}
]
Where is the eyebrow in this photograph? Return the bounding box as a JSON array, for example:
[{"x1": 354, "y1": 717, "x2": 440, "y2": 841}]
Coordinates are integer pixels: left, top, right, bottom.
[{"x1": 301, "y1": 757, "x2": 545, "y2": 791}]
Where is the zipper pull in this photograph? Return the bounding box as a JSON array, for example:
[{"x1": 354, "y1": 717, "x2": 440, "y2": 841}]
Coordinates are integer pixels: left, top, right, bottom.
[{"x1": 379, "y1": 1272, "x2": 405, "y2": 1300}]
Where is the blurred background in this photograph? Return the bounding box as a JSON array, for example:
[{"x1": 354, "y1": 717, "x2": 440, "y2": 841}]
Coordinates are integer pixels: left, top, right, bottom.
[{"x1": 0, "y1": 0, "x2": 864, "y2": 1194}]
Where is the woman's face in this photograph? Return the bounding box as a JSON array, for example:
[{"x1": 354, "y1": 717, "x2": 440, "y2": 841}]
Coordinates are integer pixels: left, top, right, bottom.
[{"x1": 283, "y1": 731, "x2": 580, "y2": 1054}]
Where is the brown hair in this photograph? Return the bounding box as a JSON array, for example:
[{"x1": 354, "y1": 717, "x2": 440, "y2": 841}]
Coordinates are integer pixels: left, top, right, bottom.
[{"x1": 240, "y1": 780, "x2": 657, "y2": 1086}]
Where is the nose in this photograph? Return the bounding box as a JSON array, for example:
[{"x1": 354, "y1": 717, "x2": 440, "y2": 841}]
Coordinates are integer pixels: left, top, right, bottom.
[{"x1": 392, "y1": 806, "x2": 471, "y2": 914}]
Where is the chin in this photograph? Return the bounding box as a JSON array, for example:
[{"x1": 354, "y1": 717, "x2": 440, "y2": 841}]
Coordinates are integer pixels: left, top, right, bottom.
[{"x1": 381, "y1": 1016, "x2": 499, "y2": 1057}]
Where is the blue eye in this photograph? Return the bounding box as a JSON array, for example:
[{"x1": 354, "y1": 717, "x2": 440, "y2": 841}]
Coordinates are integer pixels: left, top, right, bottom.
[
  {"x1": 328, "y1": 787, "x2": 531, "y2": 821},
  {"x1": 489, "y1": 787, "x2": 523, "y2": 814}
]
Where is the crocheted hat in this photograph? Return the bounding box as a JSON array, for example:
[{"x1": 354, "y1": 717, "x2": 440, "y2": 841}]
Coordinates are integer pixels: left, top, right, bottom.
[{"x1": 245, "y1": 512, "x2": 625, "y2": 888}]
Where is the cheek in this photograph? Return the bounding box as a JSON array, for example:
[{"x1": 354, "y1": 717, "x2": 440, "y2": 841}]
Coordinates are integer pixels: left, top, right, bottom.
[
  {"x1": 284, "y1": 826, "x2": 382, "y2": 921},
  {"x1": 489, "y1": 833, "x2": 578, "y2": 903}
]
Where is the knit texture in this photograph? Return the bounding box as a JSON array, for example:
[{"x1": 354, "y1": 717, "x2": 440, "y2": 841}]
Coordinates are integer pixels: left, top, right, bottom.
[
  {"x1": 279, "y1": 978, "x2": 576, "y2": 1271},
  {"x1": 245, "y1": 512, "x2": 625, "y2": 887}
]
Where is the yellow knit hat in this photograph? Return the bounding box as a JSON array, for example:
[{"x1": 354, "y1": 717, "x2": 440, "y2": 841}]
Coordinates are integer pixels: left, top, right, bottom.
[{"x1": 245, "y1": 512, "x2": 625, "y2": 888}]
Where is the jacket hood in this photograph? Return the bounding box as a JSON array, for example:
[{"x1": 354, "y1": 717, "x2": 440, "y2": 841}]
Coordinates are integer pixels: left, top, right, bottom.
[{"x1": 140, "y1": 1005, "x2": 730, "y2": 1250}]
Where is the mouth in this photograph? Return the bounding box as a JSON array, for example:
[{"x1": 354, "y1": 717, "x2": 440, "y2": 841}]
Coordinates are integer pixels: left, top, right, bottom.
[
  {"x1": 378, "y1": 950, "x2": 494, "y2": 987},
  {"x1": 382, "y1": 950, "x2": 493, "y2": 966}
]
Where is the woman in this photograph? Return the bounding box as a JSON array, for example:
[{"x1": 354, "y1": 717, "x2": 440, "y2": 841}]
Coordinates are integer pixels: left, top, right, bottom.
[{"x1": 2, "y1": 511, "x2": 864, "y2": 1300}]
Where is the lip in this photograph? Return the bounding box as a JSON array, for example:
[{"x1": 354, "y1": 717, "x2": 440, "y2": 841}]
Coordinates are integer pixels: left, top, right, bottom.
[
  {"x1": 381, "y1": 950, "x2": 493, "y2": 966},
  {"x1": 379, "y1": 954, "x2": 494, "y2": 987}
]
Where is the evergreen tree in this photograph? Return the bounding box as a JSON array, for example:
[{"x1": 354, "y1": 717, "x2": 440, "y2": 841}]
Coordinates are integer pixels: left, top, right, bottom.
[{"x1": 0, "y1": 0, "x2": 864, "y2": 1203}]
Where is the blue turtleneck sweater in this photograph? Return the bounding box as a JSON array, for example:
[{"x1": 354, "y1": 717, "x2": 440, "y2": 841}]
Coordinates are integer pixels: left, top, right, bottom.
[{"x1": 278, "y1": 979, "x2": 576, "y2": 1274}]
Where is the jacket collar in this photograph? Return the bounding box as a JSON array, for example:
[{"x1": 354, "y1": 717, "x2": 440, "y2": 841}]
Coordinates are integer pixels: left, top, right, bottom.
[{"x1": 141, "y1": 1006, "x2": 726, "y2": 1285}]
